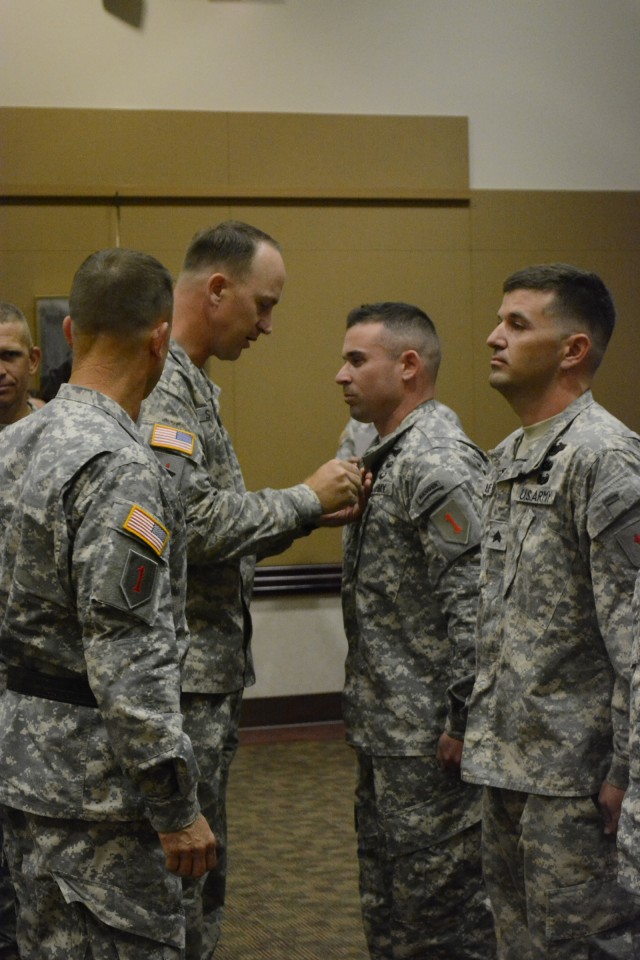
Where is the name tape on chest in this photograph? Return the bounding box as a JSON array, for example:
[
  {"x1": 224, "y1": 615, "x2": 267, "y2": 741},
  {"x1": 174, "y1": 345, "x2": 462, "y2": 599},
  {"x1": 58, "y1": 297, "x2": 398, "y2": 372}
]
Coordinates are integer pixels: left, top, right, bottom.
[
  {"x1": 515, "y1": 487, "x2": 556, "y2": 506},
  {"x1": 150, "y1": 423, "x2": 195, "y2": 456},
  {"x1": 123, "y1": 504, "x2": 170, "y2": 556}
]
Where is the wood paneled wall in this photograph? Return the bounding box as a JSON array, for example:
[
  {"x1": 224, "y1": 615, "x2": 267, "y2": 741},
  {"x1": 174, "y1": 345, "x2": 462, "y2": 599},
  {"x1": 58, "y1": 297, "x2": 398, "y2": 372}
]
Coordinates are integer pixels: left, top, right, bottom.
[{"x1": 2, "y1": 109, "x2": 639, "y2": 563}]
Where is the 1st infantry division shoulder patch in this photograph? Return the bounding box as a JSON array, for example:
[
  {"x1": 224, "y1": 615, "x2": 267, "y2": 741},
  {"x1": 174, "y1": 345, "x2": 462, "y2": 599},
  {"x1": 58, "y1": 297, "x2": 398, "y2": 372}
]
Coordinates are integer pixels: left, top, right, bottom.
[{"x1": 123, "y1": 504, "x2": 170, "y2": 556}]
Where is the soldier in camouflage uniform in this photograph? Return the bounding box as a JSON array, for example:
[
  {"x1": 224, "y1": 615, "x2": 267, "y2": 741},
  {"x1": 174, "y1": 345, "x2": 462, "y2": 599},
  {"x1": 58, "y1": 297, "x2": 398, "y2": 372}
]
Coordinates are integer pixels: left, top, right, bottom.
[
  {"x1": 139, "y1": 221, "x2": 363, "y2": 959},
  {"x1": 335, "y1": 302, "x2": 496, "y2": 959},
  {"x1": 461, "y1": 264, "x2": 640, "y2": 959},
  {"x1": 0, "y1": 249, "x2": 217, "y2": 959},
  {"x1": 0, "y1": 302, "x2": 42, "y2": 960}
]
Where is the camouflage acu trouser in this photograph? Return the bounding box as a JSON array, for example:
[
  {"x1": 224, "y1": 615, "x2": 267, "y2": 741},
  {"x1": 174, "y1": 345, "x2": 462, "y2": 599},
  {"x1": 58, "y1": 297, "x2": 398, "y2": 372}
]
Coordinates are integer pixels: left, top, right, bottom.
[
  {"x1": 0, "y1": 824, "x2": 18, "y2": 960},
  {"x1": 355, "y1": 753, "x2": 496, "y2": 959},
  {"x1": 482, "y1": 787, "x2": 640, "y2": 960},
  {"x1": 180, "y1": 689, "x2": 242, "y2": 960},
  {"x1": 0, "y1": 806, "x2": 184, "y2": 959}
]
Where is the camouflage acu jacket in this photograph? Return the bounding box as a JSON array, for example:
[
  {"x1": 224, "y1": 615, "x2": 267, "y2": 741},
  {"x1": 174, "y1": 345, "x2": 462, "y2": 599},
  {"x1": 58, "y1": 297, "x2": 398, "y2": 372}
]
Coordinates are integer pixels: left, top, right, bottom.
[
  {"x1": 0, "y1": 385, "x2": 199, "y2": 832},
  {"x1": 618, "y1": 581, "x2": 640, "y2": 894},
  {"x1": 139, "y1": 342, "x2": 323, "y2": 694},
  {"x1": 341, "y1": 400, "x2": 488, "y2": 760},
  {"x1": 462, "y1": 391, "x2": 640, "y2": 797}
]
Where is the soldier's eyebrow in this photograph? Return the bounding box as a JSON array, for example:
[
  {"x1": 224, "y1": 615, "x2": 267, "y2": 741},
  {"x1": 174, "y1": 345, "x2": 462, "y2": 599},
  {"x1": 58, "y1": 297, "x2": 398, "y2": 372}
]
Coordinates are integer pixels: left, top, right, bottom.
[{"x1": 343, "y1": 349, "x2": 367, "y2": 362}]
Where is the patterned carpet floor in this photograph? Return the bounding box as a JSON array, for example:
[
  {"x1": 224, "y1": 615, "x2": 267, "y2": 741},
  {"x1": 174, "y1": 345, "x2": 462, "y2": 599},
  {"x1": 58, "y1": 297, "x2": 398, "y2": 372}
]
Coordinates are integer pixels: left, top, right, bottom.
[{"x1": 216, "y1": 729, "x2": 369, "y2": 959}]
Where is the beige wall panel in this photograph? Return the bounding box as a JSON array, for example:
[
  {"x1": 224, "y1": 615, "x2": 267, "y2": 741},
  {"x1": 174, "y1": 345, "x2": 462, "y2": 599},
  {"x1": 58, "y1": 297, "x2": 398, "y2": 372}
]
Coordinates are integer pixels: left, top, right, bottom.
[
  {"x1": 0, "y1": 205, "x2": 115, "y2": 255},
  {"x1": 1, "y1": 109, "x2": 467, "y2": 199},
  {"x1": 0, "y1": 108, "x2": 231, "y2": 196},
  {"x1": 238, "y1": 202, "x2": 470, "y2": 253},
  {"x1": 227, "y1": 114, "x2": 469, "y2": 198},
  {"x1": 471, "y1": 191, "x2": 640, "y2": 252}
]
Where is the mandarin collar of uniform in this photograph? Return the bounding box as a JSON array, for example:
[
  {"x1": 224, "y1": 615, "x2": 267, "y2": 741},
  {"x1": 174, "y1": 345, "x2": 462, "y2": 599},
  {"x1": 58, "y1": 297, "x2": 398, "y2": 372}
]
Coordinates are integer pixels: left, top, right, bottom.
[
  {"x1": 55, "y1": 382, "x2": 142, "y2": 443},
  {"x1": 361, "y1": 400, "x2": 434, "y2": 473},
  {"x1": 491, "y1": 390, "x2": 594, "y2": 480},
  {"x1": 169, "y1": 339, "x2": 221, "y2": 403}
]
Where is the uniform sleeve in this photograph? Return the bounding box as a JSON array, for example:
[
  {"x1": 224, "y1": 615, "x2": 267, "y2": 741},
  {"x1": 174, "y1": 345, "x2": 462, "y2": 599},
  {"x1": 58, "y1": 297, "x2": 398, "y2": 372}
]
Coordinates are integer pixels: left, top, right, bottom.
[
  {"x1": 408, "y1": 457, "x2": 485, "y2": 740},
  {"x1": 585, "y1": 448, "x2": 640, "y2": 790},
  {"x1": 141, "y1": 381, "x2": 322, "y2": 564},
  {"x1": 67, "y1": 451, "x2": 200, "y2": 833}
]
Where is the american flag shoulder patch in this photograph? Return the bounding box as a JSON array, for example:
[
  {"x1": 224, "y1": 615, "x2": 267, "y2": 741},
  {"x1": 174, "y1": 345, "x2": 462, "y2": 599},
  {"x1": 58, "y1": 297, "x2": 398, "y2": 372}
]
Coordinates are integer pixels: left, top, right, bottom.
[
  {"x1": 123, "y1": 504, "x2": 170, "y2": 556},
  {"x1": 150, "y1": 423, "x2": 195, "y2": 456}
]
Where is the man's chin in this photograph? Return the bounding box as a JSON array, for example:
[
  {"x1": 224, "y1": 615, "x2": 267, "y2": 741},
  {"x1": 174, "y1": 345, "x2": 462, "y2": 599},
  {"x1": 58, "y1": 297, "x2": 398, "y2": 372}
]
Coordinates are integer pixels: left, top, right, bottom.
[{"x1": 488, "y1": 371, "x2": 509, "y2": 392}]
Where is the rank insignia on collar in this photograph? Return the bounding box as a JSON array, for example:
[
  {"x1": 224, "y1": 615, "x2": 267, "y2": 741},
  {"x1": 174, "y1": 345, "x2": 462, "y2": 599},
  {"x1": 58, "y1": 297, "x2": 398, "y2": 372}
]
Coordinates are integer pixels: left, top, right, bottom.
[
  {"x1": 123, "y1": 505, "x2": 170, "y2": 556},
  {"x1": 150, "y1": 423, "x2": 195, "y2": 456}
]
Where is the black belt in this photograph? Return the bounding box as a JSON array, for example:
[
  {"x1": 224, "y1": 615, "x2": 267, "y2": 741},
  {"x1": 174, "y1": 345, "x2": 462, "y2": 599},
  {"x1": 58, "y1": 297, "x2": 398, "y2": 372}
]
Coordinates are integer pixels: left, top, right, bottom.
[{"x1": 6, "y1": 665, "x2": 98, "y2": 708}]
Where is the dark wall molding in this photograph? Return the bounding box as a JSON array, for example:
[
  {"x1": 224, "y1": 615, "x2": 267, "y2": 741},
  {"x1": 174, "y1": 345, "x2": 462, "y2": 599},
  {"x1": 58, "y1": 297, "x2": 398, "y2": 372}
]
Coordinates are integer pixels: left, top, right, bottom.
[
  {"x1": 253, "y1": 563, "x2": 342, "y2": 597},
  {"x1": 240, "y1": 691, "x2": 342, "y2": 728}
]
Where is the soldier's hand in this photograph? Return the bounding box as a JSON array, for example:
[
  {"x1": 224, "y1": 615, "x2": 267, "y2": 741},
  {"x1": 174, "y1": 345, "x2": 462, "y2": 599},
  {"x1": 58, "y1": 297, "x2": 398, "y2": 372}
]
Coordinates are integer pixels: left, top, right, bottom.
[
  {"x1": 597, "y1": 780, "x2": 625, "y2": 836},
  {"x1": 158, "y1": 813, "x2": 217, "y2": 878},
  {"x1": 318, "y1": 468, "x2": 373, "y2": 527},
  {"x1": 304, "y1": 459, "x2": 363, "y2": 514},
  {"x1": 436, "y1": 732, "x2": 464, "y2": 772}
]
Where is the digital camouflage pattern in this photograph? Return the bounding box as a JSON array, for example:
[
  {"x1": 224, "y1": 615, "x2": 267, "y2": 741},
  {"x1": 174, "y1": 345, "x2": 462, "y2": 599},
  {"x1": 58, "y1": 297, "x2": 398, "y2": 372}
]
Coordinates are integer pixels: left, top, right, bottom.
[
  {"x1": 463, "y1": 391, "x2": 640, "y2": 796},
  {"x1": 2, "y1": 807, "x2": 184, "y2": 957},
  {"x1": 0, "y1": 384, "x2": 200, "y2": 953},
  {"x1": 341, "y1": 400, "x2": 494, "y2": 958},
  {"x1": 342, "y1": 399, "x2": 488, "y2": 759},
  {"x1": 0, "y1": 397, "x2": 40, "y2": 960},
  {"x1": 619, "y1": 579, "x2": 640, "y2": 897},
  {"x1": 139, "y1": 341, "x2": 325, "y2": 957},
  {"x1": 483, "y1": 789, "x2": 640, "y2": 960},
  {"x1": 336, "y1": 418, "x2": 377, "y2": 460},
  {"x1": 139, "y1": 341, "x2": 323, "y2": 695},
  {"x1": 461, "y1": 391, "x2": 640, "y2": 956},
  {"x1": 356, "y1": 755, "x2": 495, "y2": 960},
  {"x1": 179, "y1": 690, "x2": 242, "y2": 959}
]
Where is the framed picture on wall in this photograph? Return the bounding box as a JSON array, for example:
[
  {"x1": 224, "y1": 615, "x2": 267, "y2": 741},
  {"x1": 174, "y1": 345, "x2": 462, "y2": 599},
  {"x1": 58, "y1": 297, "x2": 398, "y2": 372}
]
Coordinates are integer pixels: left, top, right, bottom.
[{"x1": 35, "y1": 297, "x2": 72, "y2": 400}]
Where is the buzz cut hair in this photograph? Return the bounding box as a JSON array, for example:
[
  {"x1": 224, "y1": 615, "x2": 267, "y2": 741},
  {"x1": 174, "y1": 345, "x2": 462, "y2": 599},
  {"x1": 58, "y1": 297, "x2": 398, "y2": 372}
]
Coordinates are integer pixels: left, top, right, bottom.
[
  {"x1": 69, "y1": 248, "x2": 174, "y2": 338},
  {"x1": 182, "y1": 220, "x2": 281, "y2": 279},
  {"x1": 346, "y1": 301, "x2": 442, "y2": 375}
]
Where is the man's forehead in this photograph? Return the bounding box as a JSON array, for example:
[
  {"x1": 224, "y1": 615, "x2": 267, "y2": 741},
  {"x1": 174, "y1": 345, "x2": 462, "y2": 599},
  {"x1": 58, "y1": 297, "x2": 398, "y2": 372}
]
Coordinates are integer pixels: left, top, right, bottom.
[
  {"x1": 343, "y1": 321, "x2": 389, "y2": 352},
  {"x1": 499, "y1": 288, "x2": 556, "y2": 317},
  {"x1": 0, "y1": 322, "x2": 31, "y2": 351}
]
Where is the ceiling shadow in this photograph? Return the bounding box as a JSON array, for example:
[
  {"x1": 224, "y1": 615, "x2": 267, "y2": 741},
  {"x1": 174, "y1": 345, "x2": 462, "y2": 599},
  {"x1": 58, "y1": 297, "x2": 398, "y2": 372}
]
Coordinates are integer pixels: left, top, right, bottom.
[{"x1": 103, "y1": 0, "x2": 145, "y2": 28}]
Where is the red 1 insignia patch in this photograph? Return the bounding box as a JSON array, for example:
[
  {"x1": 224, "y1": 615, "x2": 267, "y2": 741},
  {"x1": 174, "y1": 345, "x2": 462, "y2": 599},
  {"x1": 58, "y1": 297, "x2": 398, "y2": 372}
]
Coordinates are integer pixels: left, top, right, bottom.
[
  {"x1": 120, "y1": 549, "x2": 158, "y2": 609},
  {"x1": 431, "y1": 497, "x2": 471, "y2": 545}
]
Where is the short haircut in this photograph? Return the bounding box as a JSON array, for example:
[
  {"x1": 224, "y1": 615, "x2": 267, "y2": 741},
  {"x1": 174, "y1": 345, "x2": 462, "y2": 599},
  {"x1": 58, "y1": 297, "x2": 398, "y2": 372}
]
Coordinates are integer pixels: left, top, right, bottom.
[
  {"x1": 182, "y1": 220, "x2": 281, "y2": 278},
  {"x1": 69, "y1": 248, "x2": 174, "y2": 337},
  {"x1": 503, "y1": 263, "x2": 615, "y2": 369},
  {"x1": 346, "y1": 301, "x2": 442, "y2": 375},
  {"x1": 0, "y1": 301, "x2": 33, "y2": 348}
]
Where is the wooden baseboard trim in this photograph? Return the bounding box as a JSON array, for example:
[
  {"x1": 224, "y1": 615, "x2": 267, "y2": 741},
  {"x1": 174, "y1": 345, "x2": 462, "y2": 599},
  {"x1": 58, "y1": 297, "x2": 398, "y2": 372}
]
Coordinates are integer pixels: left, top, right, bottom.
[{"x1": 240, "y1": 691, "x2": 342, "y2": 728}]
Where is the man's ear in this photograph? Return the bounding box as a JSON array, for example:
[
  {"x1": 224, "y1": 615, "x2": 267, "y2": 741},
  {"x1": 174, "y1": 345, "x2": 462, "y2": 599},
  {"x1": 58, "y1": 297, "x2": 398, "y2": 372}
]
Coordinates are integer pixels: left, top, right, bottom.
[
  {"x1": 150, "y1": 320, "x2": 170, "y2": 359},
  {"x1": 207, "y1": 271, "x2": 227, "y2": 305},
  {"x1": 561, "y1": 332, "x2": 591, "y2": 370},
  {"x1": 62, "y1": 315, "x2": 73, "y2": 347},
  {"x1": 400, "y1": 349, "x2": 421, "y2": 381},
  {"x1": 28, "y1": 345, "x2": 42, "y2": 375}
]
